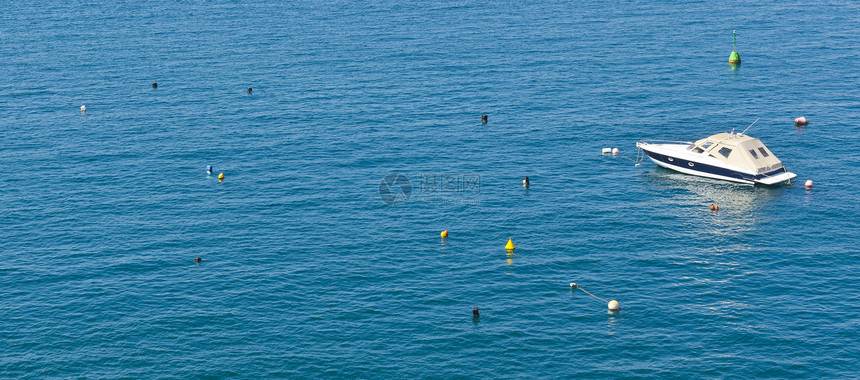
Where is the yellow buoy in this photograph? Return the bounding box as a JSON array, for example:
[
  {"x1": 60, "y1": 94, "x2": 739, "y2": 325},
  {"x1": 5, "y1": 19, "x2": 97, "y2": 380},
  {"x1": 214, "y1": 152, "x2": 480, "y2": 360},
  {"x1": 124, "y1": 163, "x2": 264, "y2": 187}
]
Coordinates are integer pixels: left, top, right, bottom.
[
  {"x1": 218, "y1": 172, "x2": 224, "y2": 181},
  {"x1": 608, "y1": 300, "x2": 620, "y2": 311},
  {"x1": 505, "y1": 238, "x2": 515, "y2": 251},
  {"x1": 441, "y1": 230, "x2": 448, "y2": 238}
]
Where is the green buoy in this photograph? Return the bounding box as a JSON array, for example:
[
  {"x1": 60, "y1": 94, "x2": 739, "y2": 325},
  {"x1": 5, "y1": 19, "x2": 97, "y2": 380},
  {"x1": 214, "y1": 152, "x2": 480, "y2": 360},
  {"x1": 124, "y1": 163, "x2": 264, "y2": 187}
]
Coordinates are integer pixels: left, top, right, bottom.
[{"x1": 729, "y1": 30, "x2": 741, "y2": 64}]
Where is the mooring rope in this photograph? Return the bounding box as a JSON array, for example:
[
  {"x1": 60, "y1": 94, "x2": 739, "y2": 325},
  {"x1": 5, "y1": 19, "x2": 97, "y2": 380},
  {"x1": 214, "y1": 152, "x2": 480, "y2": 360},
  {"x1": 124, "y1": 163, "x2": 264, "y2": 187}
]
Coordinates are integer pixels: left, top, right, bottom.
[
  {"x1": 571, "y1": 283, "x2": 620, "y2": 310},
  {"x1": 577, "y1": 286, "x2": 608, "y2": 303},
  {"x1": 608, "y1": 152, "x2": 641, "y2": 164}
]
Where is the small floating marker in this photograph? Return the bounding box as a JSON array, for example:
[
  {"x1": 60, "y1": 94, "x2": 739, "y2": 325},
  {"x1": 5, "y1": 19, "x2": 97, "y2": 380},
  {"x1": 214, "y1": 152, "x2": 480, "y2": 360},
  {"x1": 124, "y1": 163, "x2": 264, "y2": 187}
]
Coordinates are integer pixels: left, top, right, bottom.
[
  {"x1": 218, "y1": 172, "x2": 224, "y2": 181},
  {"x1": 472, "y1": 307, "x2": 479, "y2": 317},
  {"x1": 481, "y1": 114, "x2": 488, "y2": 124},
  {"x1": 805, "y1": 179, "x2": 813, "y2": 188},
  {"x1": 569, "y1": 282, "x2": 578, "y2": 289},
  {"x1": 608, "y1": 300, "x2": 620, "y2": 311},
  {"x1": 729, "y1": 51, "x2": 741, "y2": 64},
  {"x1": 441, "y1": 230, "x2": 448, "y2": 238},
  {"x1": 729, "y1": 30, "x2": 741, "y2": 64},
  {"x1": 152, "y1": 82, "x2": 157, "y2": 88},
  {"x1": 523, "y1": 176, "x2": 529, "y2": 188},
  {"x1": 612, "y1": 148, "x2": 619, "y2": 155},
  {"x1": 710, "y1": 203, "x2": 718, "y2": 211},
  {"x1": 602, "y1": 148, "x2": 612, "y2": 154},
  {"x1": 80, "y1": 105, "x2": 86, "y2": 113},
  {"x1": 194, "y1": 257, "x2": 202, "y2": 264},
  {"x1": 505, "y1": 238, "x2": 515, "y2": 251},
  {"x1": 795, "y1": 116, "x2": 808, "y2": 125},
  {"x1": 247, "y1": 87, "x2": 252, "y2": 94},
  {"x1": 206, "y1": 165, "x2": 213, "y2": 175}
]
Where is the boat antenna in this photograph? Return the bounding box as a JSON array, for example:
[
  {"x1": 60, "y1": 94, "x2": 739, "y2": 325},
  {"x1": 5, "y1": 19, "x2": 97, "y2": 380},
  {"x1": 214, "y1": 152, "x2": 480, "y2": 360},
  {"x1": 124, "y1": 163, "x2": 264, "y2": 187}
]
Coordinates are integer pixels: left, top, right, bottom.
[{"x1": 740, "y1": 117, "x2": 760, "y2": 135}]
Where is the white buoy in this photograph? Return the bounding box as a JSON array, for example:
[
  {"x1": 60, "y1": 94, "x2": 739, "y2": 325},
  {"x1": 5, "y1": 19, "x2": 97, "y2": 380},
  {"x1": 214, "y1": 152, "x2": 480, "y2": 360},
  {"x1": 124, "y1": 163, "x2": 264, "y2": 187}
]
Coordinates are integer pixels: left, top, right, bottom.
[
  {"x1": 80, "y1": 105, "x2": 86, "y2": 112},
  {"x1": 608, "y1": 300, "x2": 620, "y2": 310},
  {"x1": 602, "y1": 148, "x2": 612, "y2": 154},
  {"x1": 569, "y1": 282, "x2": 577, "y2": 289},
  {"x1": 612, "y1": 148, "x2": 619, "y2": 155},
  {"x1": 805, "y1": 179, "x2": 813, "y2": 188},
  {"x1": 795, "y1": 116, "x2": 808, "y2": 125}
]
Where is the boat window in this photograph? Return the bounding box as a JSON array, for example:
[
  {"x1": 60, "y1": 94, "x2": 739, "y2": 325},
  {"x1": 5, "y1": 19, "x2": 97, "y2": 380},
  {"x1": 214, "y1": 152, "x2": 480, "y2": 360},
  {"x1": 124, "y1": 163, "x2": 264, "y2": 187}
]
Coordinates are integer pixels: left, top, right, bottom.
[
  {"x1": 749, "y1": 149, "x2": 759, "y2": 159},
  {"x1": 692, "y1": 147, "x2": 704, "y2": 153},
  {"x1": 758, "y1": 147, "x2": 770, "y2": 157},
  {"x1": 718, "y1": 147, "x2": 732, "y2": 158},
  {"x1": 701, "y1": 142, "x2": 713, "y2": 149}
]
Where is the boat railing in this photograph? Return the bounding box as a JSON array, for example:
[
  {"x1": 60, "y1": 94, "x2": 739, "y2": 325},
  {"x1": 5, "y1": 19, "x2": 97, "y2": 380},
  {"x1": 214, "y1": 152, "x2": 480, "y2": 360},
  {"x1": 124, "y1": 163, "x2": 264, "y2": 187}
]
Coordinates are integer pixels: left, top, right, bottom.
[{"x1": 636, "y1": 139, "x2": 694, "y2": 145}]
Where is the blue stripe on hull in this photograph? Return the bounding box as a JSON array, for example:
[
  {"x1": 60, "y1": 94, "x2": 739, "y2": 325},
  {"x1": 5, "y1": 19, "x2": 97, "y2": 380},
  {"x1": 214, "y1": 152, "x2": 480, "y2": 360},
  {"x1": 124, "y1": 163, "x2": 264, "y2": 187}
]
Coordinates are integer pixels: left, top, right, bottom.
[{"x1": 643, "y1": 150, "x2": 785, "y2": 183}]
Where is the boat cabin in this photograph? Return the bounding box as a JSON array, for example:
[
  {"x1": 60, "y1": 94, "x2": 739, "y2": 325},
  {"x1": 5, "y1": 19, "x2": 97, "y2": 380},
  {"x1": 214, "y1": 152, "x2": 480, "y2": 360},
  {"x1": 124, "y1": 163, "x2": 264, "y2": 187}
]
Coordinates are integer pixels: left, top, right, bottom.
[{"x1": 686, "y1": 133, "x2": 784, "y2": 173}]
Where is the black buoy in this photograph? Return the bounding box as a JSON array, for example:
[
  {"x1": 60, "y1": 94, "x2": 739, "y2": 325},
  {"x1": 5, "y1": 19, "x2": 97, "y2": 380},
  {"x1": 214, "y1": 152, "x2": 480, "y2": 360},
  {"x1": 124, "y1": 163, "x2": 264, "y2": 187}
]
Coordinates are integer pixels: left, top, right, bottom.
[
  {"x1": 194, "y1": 257, "x2": 202, "y2": 264},
  {"x1": 247, "y1": 87, "x2": 252, "y2": 94},
  {"x1": 152, "y1": 82, "x2": 157, "y2": 88},
  {"x1": 481, "y1": 114, "x2": 488, "y2": 124},
  {"x1": 472, "y1": 307, "x2": 479, "y2": 317},
  {"x1": 523, "y1": 176, "x2": 529, "y2": 188}
]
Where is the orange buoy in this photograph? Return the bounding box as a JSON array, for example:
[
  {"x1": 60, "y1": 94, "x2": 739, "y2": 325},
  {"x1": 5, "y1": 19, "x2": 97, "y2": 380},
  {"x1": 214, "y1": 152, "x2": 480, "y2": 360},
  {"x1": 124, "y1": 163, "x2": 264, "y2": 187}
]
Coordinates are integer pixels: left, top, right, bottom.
[
  {"x1": 710, "y1": 203, "x2": 718, "y2": 211},
  {"x1": 441, "y1": 230, "x2": 448, "y2": 238}
]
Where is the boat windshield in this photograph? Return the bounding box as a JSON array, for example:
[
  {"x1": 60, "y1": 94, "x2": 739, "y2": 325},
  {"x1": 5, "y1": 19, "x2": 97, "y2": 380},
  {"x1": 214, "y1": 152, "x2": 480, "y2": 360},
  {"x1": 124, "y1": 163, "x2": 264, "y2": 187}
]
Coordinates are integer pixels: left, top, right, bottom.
[{"x1": 687, "y1": 144, "x2": 704, "y2": 153}]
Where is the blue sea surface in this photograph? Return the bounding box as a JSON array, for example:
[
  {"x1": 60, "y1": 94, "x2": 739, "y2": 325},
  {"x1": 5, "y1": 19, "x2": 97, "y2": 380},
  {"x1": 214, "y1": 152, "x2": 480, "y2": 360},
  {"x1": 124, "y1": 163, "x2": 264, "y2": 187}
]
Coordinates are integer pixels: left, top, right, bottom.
[{"x1": 2, "y1": 0, "x2": 859, "y2": 377}]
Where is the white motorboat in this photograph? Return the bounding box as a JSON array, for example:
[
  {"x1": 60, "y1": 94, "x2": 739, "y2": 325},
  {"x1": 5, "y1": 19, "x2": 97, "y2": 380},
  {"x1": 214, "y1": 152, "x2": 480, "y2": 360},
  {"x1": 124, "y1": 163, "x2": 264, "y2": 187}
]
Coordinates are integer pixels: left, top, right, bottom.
[{"x1": 636, "y1": 131, "x2": 796, "y2": 185}]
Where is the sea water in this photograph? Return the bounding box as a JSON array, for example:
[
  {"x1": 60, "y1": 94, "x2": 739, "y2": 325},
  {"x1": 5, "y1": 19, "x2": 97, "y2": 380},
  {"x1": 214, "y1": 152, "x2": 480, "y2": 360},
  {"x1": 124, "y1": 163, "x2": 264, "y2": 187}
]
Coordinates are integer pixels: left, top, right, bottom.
[{"x1": 1, "y1": 0, "x2": 858, "y2": 377}]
